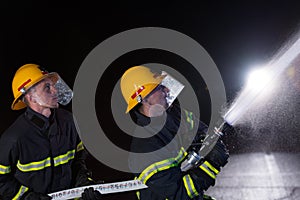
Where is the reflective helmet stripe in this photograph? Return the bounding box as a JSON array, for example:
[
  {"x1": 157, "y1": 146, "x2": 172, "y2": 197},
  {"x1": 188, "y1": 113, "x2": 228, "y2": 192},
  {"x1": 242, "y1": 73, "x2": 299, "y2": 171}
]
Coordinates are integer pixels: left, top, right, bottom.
[
  {"x1": 131, "y1": 86, "x2": 145, "y2": 99},
  {"x1": 17, "y1": 79, "x2": 31, "y2": 92}
]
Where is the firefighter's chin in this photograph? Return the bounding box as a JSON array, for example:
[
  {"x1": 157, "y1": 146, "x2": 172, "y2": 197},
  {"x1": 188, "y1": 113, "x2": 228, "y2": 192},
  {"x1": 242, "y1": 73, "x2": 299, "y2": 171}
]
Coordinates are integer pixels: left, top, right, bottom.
[
  {"x1": 37, "y1": 101, "x2": 59, "y2": 109},
  {"x1": 51, "y1": 103, "x2": 59, "y2": 108},
  {"x1": 148, "y1": 104, "x2": 166, "y2": 117}
]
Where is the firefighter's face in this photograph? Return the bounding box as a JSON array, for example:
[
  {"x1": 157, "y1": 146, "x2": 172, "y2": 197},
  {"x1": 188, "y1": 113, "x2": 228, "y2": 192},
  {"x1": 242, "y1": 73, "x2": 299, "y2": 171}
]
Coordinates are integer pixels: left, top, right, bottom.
[
  {"x1": 144, "y1": 85, "x2": 169, "y2": 116},
  {"x1": 30, "y1": 78, "x2": 59, "y2": 108}
]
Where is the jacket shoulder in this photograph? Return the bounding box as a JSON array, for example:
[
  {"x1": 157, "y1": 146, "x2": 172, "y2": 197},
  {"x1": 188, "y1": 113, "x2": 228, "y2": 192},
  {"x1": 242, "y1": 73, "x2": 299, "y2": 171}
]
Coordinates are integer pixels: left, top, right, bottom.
[
  {"x1": 55, "y1": 108, "x2": 73, "y2": 120},
  {"x1": 0, "y1": 114, "x2": 28, "y2": 143}
]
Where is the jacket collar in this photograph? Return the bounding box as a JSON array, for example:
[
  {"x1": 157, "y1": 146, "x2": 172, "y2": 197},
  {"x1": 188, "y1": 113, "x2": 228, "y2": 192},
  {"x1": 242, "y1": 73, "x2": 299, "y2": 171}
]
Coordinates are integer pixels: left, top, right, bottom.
[{"x1": 25, "y1": 107, "x2": 56, "y2": 132}]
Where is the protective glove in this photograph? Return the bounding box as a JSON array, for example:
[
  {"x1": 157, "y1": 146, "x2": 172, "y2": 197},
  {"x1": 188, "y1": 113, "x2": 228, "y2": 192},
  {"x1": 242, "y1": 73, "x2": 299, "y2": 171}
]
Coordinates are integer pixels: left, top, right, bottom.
[
  {"x1": 21, "y1": 191, "x2": 52, "y2": 200},
  {"x1": 75, "y1": 169, "x2": 95, "y2": 187},
  {"x1": 81, "y1": 187, "x2": 102, "y2": 200},
  {"x1": 205, "y1": 139, "x2": 229, "y2": 171}
]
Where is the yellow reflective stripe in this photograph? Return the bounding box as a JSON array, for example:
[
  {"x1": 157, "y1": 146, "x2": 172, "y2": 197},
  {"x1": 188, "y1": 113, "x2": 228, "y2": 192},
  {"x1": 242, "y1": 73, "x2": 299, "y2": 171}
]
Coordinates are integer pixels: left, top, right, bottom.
[
  {"x1": 17, "y1": 158, "x2": 51, "y2": 172},
  {"x1": 0, "y1": 164, "x2": 11, "y2": 174},
  {"x1": 76, "y1": 141, "x2": 84, "y2": 152},
  {"x1": 177, "y1": 147, "x2": 187, "y2": 163},
  {"x1": 184, "y1": 110, "x2": 194, "y2": 130},
  {"x1": 138, "y1": 159, "x2": 177, "y2": 184},
  {"x1": 200, "y1": 165, "x2": 215, "y2": 179},
  {"x1": 136, "y1": 190, "x2": 140, "y2": 200},
  {"x1": 204, "y1": 161, "x2": 219, "y2": 175},
  {"x1": 138, "y1": 148, "x2": 186, "y2": 184},
  {"x1": 17, "y1": 149, "x2": 76, "y2": 172},
  {"x1": 199, "y1": 161, "x2": 219, "y2": 179},
  {"x1": 12, "y1": 185, "x2": 29, "y2": 200},
  {"x1": 183, "y1": 174, "x2": 199, "y2": 198},
  {"x1": 54, "y1": 149, "x2": 75, "y2": 166}
]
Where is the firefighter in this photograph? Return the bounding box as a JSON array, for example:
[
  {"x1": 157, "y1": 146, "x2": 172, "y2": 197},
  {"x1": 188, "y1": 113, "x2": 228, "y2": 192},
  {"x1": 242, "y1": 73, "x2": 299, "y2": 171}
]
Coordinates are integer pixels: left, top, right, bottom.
[
  {"x1": 0, "y1": 64, "x2": 102, "y2": 200},
  {"x1": 120, "y1": 66, "x2": 229, "y2": 200}
]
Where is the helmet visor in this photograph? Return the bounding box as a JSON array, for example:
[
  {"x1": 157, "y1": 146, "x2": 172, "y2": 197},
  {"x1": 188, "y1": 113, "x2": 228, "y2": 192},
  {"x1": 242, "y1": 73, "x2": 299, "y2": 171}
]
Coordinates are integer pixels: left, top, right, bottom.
[
  {"x1": 54, "y1": 74, "x2": 73, "y2": 105},
  {"x1": 160, "y1": 71, "x2": 184, "y2": 108},
  {"x1": 145, "y1": 71, "x2": 184, "y2": 109}
]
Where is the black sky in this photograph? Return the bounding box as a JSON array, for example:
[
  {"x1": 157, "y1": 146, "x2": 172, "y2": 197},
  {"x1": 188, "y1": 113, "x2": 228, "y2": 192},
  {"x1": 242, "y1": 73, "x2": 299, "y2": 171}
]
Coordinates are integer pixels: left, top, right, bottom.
[
  {"x1": 1, "y1": 1, "x2": 300, "y2": 139},
  {"x1": 1, "y1": 2, "x2": 300, "y2": 190}
]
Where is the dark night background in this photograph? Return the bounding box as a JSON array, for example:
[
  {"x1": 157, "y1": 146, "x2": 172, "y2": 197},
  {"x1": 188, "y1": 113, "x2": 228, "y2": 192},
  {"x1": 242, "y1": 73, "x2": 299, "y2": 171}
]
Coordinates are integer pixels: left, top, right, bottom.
[{"x1": 1, "y1": 1, "x2": 300, "y2": 199}]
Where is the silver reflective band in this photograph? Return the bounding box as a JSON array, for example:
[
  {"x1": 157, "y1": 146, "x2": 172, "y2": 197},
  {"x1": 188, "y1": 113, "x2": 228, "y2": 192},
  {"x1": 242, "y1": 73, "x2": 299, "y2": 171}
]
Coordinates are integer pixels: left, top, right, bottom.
[
  {"x1": 0, "y1": 164, "x2": 11, "y2": 174},
  {"x1": 17, "y1": 149, "x2": 76, "y2": 172},
  {"x1": 12, "y1": 185, "x2": 29, "y2": 200},
  {"x1": 17, "y1": 158, "x2": 51, "y2": 172},
  {"x1": 138, "y1": 148, "x2": 186, "y2": 184},
  {"x1": 182, "y1": 174, "x2": 199, "y2": 198},
  {"x1": 54, "y1": 150, "x2": 75, "y2": 166},
  {"x1": 199, "y1": 161, "x2": 219, "y2": 179}
]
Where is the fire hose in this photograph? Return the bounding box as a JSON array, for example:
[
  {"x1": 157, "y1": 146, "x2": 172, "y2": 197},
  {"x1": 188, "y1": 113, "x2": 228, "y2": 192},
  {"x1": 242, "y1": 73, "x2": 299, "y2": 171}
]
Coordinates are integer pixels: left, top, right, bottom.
[{"x1": 48, "y1": 180, "x2": 147, "y2": 200}]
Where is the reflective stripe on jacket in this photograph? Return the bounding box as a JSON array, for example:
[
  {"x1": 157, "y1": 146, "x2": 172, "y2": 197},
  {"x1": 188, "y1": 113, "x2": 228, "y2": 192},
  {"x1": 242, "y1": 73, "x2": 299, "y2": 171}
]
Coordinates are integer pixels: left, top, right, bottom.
[
  {"x1": 0, "y1": 108, "x2": 84, "y2": 199},
  {"x1": 129, "y1": 100, "x2": 209, "y2": 200}
]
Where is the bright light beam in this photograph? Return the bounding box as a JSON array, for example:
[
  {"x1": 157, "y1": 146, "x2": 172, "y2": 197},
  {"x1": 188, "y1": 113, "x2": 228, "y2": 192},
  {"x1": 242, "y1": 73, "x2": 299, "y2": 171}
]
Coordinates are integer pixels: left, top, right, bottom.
[
  {"x1": 246, "y1": 68, "x2": 272, "y2": 91},
  {"x1": 224, "y1": 33, "x2": 300, "y2": 126},
  {"x1": 224, "y1": 66, "x2": 275, "y2": 126}
]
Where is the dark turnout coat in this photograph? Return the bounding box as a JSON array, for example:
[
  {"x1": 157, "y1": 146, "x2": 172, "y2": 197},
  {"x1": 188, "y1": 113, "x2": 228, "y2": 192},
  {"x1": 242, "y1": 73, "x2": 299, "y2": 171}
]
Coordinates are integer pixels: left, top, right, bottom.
[
  {"x1": 128, "y1": 101, "x2": 211, "y2": 200},
  {"x1": 0, "y1": 107, "x2": 86, "y2": 200}
]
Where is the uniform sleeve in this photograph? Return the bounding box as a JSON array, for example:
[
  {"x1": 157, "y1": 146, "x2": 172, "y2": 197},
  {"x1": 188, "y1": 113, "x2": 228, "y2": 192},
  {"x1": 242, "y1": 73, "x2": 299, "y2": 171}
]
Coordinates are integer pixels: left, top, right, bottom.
[
  {"x1": 71, "y1": 135, "x2": 95, "y2": 187},
  {"x1": 0, "y1": 134, "x2": 26, "y2": 200},
  {"x1": 72, "y1": 137, "x2": 89, "y2": 175},
  {"x1": 137, "y1": 166, "x2": 202, "y2": 200},
  {"x1": 135, "y1": 147, "x2": 203, "y2": 200}
]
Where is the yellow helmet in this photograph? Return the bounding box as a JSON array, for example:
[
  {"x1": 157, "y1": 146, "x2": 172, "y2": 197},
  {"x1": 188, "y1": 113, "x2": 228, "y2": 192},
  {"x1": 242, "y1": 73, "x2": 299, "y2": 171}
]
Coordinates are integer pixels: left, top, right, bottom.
[
  {"x1": 11, "y1": 63, "x2": 58, "y2": 110},
  {"x1": 120, "y1": 66, "x2": 164, "y2": 113}
]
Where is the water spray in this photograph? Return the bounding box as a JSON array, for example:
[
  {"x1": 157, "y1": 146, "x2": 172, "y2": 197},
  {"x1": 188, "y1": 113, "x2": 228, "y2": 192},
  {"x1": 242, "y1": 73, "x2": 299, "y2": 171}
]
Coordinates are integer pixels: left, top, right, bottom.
[{"x1": 181, "y1": 32, "x2": 300, "y2": 172}]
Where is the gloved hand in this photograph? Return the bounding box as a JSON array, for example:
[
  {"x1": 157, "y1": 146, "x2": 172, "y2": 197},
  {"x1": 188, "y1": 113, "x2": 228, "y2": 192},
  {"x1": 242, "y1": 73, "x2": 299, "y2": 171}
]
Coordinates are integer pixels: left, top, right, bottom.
[
  {"x1": 81, "y1": 187, "x2": 102, "y2": 200},
  {"x1": 21, "y1": 191, "x2": 52, "y2": 200},
  {"x1": 205, "y1": 139, "x2": 229, "y2": 170},
  {"x1": 75, "y1": 169, "x2": 95, "y2": 187}
]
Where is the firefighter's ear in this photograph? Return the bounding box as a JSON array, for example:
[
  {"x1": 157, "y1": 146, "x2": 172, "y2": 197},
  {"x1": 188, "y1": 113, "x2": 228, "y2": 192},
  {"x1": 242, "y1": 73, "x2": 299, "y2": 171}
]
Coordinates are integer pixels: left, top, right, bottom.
[
  {"x1": 29, "y1": 94, "x2": 36, "y2": 103},
  {"x1": 24, "y1": 92, "x2": 37, "y2": 104}
]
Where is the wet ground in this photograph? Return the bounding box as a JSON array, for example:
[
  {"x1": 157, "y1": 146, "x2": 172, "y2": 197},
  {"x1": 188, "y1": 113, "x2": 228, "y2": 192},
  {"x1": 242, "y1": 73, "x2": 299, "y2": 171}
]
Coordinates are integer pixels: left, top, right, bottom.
[{"x1": 205, "y1": 152, "x2": 300, "y2": 200}]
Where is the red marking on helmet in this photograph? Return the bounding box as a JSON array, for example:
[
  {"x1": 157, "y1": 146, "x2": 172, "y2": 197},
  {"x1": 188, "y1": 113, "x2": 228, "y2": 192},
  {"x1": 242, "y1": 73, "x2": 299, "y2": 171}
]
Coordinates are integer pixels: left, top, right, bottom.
[
  {"x1": 131, "y1": 86, "x2": 145, "y2": 99},
  {"x1": 18, "y1": 79, "x2": 31, "y2": 91}
]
